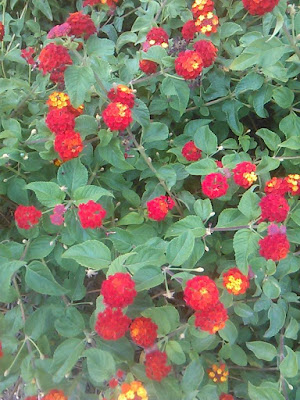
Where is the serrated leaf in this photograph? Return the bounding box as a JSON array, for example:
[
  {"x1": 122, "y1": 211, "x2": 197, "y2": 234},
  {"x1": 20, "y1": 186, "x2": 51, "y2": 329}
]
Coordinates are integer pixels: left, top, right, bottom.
[
  {"x1": 25, "y1": 261, "x2": 67, "y2": 296},
  {"x1": 84, "y1": 348, "x2": 116, "y2": 383},
  {"x1": 65, "y1": 65, "x2": 95, "y2": 108},
  {"x1": 62, "y1": 240, "x2": 111, "y2": 270},
  {"x1": 26, "y1": 182, "x2": 65, "y2": 207},
  {"x1": 233, "y1": 229, "x2": 259, "y2": 274},
  {"x1": 166, "y1": 231, "x2": 195, "y2": 266}
]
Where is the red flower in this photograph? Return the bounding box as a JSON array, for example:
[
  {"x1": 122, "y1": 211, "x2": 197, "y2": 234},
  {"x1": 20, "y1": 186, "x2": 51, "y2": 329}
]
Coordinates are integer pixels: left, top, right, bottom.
[
  {"x1": 46, "y1": 108, "x2": 76, "y2": 135},
  {"x1": 146, "y1": 27, "x2": 169, "y2": 48},
  {"x1": 259, "y1": 233, "x2": 290, "y2": 261},
  {"x1": 54, "y1": 131, "x2": 83, "y2": 161},
  {"x1": 101, "y1": 272, "x2": 137, "y2": 308},
  {"x1": 24, "y1": 397, "x2": 38, "y2": 400},
  {"x1": 216, "y1": 160, "x2": 223, "y2": 168},
  {"x1": 83, "y1": 0, "x2": 118, "y2": 7},
  {"x1": 259, "y1": 194, "x2": 289, "y2": 223},
  {"x1": 130, "y1": 317, "x2": 158, "y2": 348},
  {"x1": 222, "y1": 268, "x2": 250, "y2": 295},
  {"x1": 182, "y1": 141, "x2": 202, "y2": 161},
  {"x1": 184, "y1": 276, "x2": 219, "y2": 311},
  {"x1": 42, "y1": 389, "x2": 67, "y2": 400},
  {"x1": 232, "y1": 161, "x2": 257, "y2": 189},
  {"x1": 107, "y1": 85, "x2": 135, "y2": 108},
  {"x1": 102, "y1": 102, "x2": 132, "y2": 131},
  {"x1": 38, "y1": 43, "x2": 72, "y2": 83},
  {"x1": 66, "y1": 11, "x2": 96, "y2": 39},
  {"x1": 147, "y1": 195, "x2": 175, "y2": 221},
  {"x1": 144, "y1": 350, "x2": 171, "y2": 381},
  {"x1": 207, "y1": 363, "x2": 229, "y2": 383},
  {"x1": 202, "y1": 173, "x2": 229, "y2": 199},
  {"x1": 182, "y1": 20, "x2": 197, "y2": 41},
  {"x1": 78, "y1": 200, "x2": 106, "y2": 229},
  {"x1": 191, "y1": 0, "x2": 215, "y2": 18},
  {"x1": 242, "y1": 0, "x2": 279, "y2": 15},
  {"x1": 0, "y1": 341, "x2": 3, "y2": 357},
  {"x1": 15, "y1": 205, "x2": 42, "y2": 230},
  {"x1": 47, "y1": 92, "x2": 84, "y2": 116},
  {"x1": 0, "y1": 22, "x2": 4, "y2": 41},
  {"x1": 285, "y1": 174, "x2": 300, "y2": 196},
  {"x1": 109, "y1": 378, "x2": 118, "y2": 388},
  {"x1": 195, "y1": 301, "x2": 228, "y2": 334},
  {"x1": 220, "y1": 394, "x2": 234, "y2": 400},
  {"x1": 264, "y1": 177, "x2": 289, "y2": 195},
  {"x1": 195, "y1": 12, "x2": 219, "y2": 36},
  {"x1": 21, "y1": 47, "x2": 35, "y2": 65},
  {"x1": 139, "y1": 59, "x2": 158, "y2": 74},
  {"x1": 95, "y1": 308, "x2": 131, "y2": 340},
  {"x1": 47, "y1": 23, "x2": 71, "y2": 39},
  {"x1": 193, "y1": 40, "x2": 218, "y2": 67},
  {"x1": 175, "y1": 50, "x2": 203, "y2": 80}
]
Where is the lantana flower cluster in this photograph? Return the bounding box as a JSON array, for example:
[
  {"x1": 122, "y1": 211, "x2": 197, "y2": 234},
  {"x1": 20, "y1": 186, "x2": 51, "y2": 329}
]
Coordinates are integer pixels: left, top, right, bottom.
[
  {"x1": 242, "y1": 0, "x2": 279, "y2": 15},
  {"x1": 139, "y1": 27, "x2": 169, "y2": 75},
  {"x1": 207, "y1": 363, "x2": 229, "y2": 383},
  {"x1": 25, "y1": 389, "x2": 68, "y2": 400},
  {"x1": 146, "y1": 195, "x2": 175, "y2": 221},
  {"x1": 77, "y1": 200, "x2": 106, "y2": 229}
]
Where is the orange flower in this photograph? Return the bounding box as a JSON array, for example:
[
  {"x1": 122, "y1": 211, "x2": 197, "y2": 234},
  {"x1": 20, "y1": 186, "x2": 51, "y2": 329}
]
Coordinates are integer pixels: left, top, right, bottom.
[
  {"x1": 195, "y1": 12, "x2": 219, "y2": 36},
  {"x1": 54, "y1": 131, "x2": 83, "y2": 161},
  {"x1": 139, "y1": 59, "x2": 158, "y2": 74},
  {"x1": 193, "y1": 40, "x2": 218, "y2": 67},
  {"x1": 66, "y1": 11, "x2": 96, "y2": 39},
  {"x1": 232, "y1": 161, "x2": 257, "y2": 188},
  {"x1": 118, "y1": 381, "x2": 148, "y2": 400},
  {"x1": 242, "y1": 0, "x2": 279, "y2": 15},
  {"x1": 0, "y1": 21, "x2": 4, "y2": 41},
  {"x1": 102, "y1": 102, "x2": 132, "y2": 131},
  {"x1": 47, "y1": 92, "x2": 84, "y2": 116},
  {"x1": 207, "y1": 363, "x2": 229, "y2": 383},
  {"x1": 285, "y1": 174, "x2": 300, "y2": 196},
  {"x1": 184, "y1": 276, "x2": 219, "y2": 311},
  {"x1": 175, "y1": 50, "x2": 203, "y2": 80},
  {"x1": 264, "y1": 177, "x2": 289, "y2": 195},
  {"x1": 107, "y1": 85, "x2": 135, "y2": 108},
  {"x1": 42, "y1": 389, "x2": 68, "y2": 400},
  {"x1": 195, "y1": 301, "x2": 228, "y2": 334},
  {"x1": 191, "y1": 0, "x2": 214, "y2": 18},
  {"x1": 223, "y1": 268, "x2": 249, "y2": 295},
  {"x1": 130, "y1": 317, "x2": 158, "y2": 348}
]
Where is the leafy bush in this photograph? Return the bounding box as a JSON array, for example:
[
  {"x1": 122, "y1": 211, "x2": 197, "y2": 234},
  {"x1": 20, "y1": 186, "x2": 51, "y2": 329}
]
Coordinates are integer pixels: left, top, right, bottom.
[{"x1": 0, "y1": 0, "x2": 299, "y2": 399}]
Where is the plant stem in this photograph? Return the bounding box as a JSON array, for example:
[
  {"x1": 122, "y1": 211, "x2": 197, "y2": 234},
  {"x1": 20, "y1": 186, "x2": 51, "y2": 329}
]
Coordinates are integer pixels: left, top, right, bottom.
[
  {"x1": 279, "y1": 328, "x2": 289, "y2": 400},
  {"x1": 154, "y1": 0, "x2": 168, "y2": 22},
  {"x1": 282, "y1": 23, "x2": 300, "y2": 61},
  {"x1": 4, "y1": 165, "x2": 28, "y2": 180},
  {"x1": 186, "y1": 94, "x2": 232, "y2": 112}
]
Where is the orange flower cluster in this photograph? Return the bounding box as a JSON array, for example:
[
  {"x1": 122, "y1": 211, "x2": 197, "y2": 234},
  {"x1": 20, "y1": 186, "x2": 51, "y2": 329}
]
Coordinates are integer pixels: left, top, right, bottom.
[
  {"x1": 193, "y1": 40, "x2": 218, "y2": 67},
  {"x1": 38, "y1": 43, "x2": 72, "y2": 84},
  {"x1": 232, "y1": 161, "x2": 257, "y2": 189},
  {"x1": 54, "y1": 130, "x2": 83, "y2": 161},
  {"x1": 285, "y1": 174, "x2": 300, "y2": 195},
  {"x1": 195, "y1": 11, "x2": 219, "y2": 36},
  {"x1": 139, "y1": 59, "x2": 158, "y2": 75},
  {"x1": 47, "y1": 92, "x2": 84, "y2": 116},
  {"x1": 223, "y1": 268, "x2": 249, "y2": 295},
  {"x1": 242, "y1": 0, "x2": 279, "y2": 15},
  {"x1": 118, "y1": 381, "x2": 148, "y2": 400},
  {"x1": 265, "y1": 175, "x2": 300, "y2": 196},
  {"x1": 78, "y1": 200, "x2": 106, "y2": 229},
  {"x1": 130, "y1": 316, "x2": 158, "y2": 348},
  {"x1": 15, "y1": 205, "x2": 42, "y2": 230},
  {"x1": 100, "y1": 272, "x2": 137, "y2": 308},
  {"x1": 220, "y1": 394, "x2": 234, "y2": 400},
  {"x1": 182, "y1": 140, "x2": 202, "y2": 161},
  {"x1": 147, "y1": 195, "x2": 175, "y2": 221},
  {"x1": 202, "y1": 172, "x2": 229, "y2": 199},
  {"x1": 66, "y1": 11, "x2": 96, "y2": 39},
  {"x1": 102, "y1": 101, "x2": 133, "y2": 131},
  {"x1": 144, "y1": 350, "x2": 172, "y2": 381},
  {"x1": 184, "y1": 276, "x2": 228, "y2": 334},
  {"x1": 107, "y1": 85, "x2": 135, "y2": 108},
  {"x1": 175, "y1": 50, "x2": 203, "y2": 80},
  {"x1": 0, "y1": 22, "x2": 4, "y2": 41},
  {"x1": 207, "y1": 363, "x2": 229, "y2": 383},
  {"x1": 42, "y1": 389, "x2": 68, "y2": 400}
]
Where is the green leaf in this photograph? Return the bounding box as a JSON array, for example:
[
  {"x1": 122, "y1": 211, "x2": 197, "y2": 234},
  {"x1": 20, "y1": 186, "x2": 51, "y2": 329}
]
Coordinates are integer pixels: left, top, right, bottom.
[
  {"x1": 161, "y1": 77, "x2": 190, "y2": 116},
  {"x1": 62, "y1": 240, "x2": 111, "y2": 270},
  {"x1": 116, "y1": 32, "x2": 137, "y2": 52},
  {"x1": 118, "y1": 212, "x2": 144, "y2": 226},
  {"x1": 246, "y1": 341, "x2": 277, "y2": 361},
  {"x1": 194, "y1": 126, "x2": 218, "y2": 155},
  {"x1": 165, "y1": 216, "x2": 206, "y2": 238},
  {"x1": 263, "y1": 276, "x2": 281, "y2": 299},
  {"x1": 25, "y1": 236, "x2": 55, "y2": 260},
  {"x1": 235, "y1": 72, "x2": 264, "y2": 95},
  {"x1": 166, "y1": 231, "x2": 195, "y2": 266},
  {"x1": 72, "y1": 185, "x2": 113, "y2": 205},
  {"x1": 238, "y1": 189, "x2": 261, "y2": 220},
  {"x1": 256, "y1": 128, "x2": 281, "y2": 151},
  {"x1": 279, "y1": 346, "x2": 298, "y2": 378},
  {"x1": 217, "y1": 209, "x2": 249, "y2": 228},
  {"x1": 57, "y1": 159, "x2": 88, "y2": 193},
  {"x1": 132, "y1": 98, "x2": 150, "y2": 128},
  {"x1": 55, "y1": 308, "x2": 85, "y2": 338},
  {"x1": 99, "y1": 140, "x2": 135, "y2": 171},
  {"x1": 230, "y1": 344, "x2": 248, "y2": 366},
  {"x1": 248, "y1": 382, "x2": 285, "y2": 400},
  {"x1": 0, "y1": 261, "x2": 25, "y2": 302},
  {"x1": 186, "y1": 158, "x2": 217, "y2": 175},
  {"x1": 25, "y1": 261, "x2": 67, "y2": 296},
  {"x1": 75, "y1": 115, "x2": 99, "y2": 137},
  {"x1": 181, "y1": 359, "x2": 204, "y2": 393},
  {"x1": 220, "y1": 22, "x2": 243, "y2": 39},
  {"x1": 143, "y1": 122, "x2": 169, "y2": 143},
  {"x1": 285, "y1": 317, "x2": 299, "y2": 339},
  {"x1": 264, "y1": 303, "x2": 286, "y2": 338},
  {"x1": 194, "y1": 199, "x2": 213, "y2": 221},
  {"x1": 233, "y1": 229, "x2": 259, "y2": 274},
  {"x1": 272, "y1": 87, "x2": 294, "y2": 109},
  {"x1": 218, "y1": 320, "x2": 238, "y2": 345},
  {"x1": 142, "y1": 306, "x2": 180, "y2": 335},
  {"x1": 84, "y1": 348, "x2": 116, "y2": 383},
  {"x1": 32, "y1": 0, "x2": 53, "y2": 20},
  {"x1": 134, "y1": 266, "x2": 164, "y2": 291},
  {"x1": 166, "y1": 341, "x2": 186, "y2": 365},
  {"x1": 65, "y1": 65, "x2": 95, "y2": 108},
  {"x1": 86, "y1": 36, "x2": 115, "y2": 57},
  {"x1": 26, "y1": 182, "x2": 66, "y2": 207}
]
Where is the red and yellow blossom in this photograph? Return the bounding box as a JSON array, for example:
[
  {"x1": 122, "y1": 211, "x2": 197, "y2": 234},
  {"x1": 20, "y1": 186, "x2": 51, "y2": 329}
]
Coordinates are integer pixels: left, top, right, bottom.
[
  {"x1": 118, "y1": 381, "x2": 148, "y2": 400},
  {"x1": 15, "y1": 205, "x2": 42, "y2": 230},
  {"x1": 207, "y1": 363, "x2": 229, "y2": 383},
  {"x1": 144, "y1": 350, "x2": 171, "y2": 381},
  {"x1": 95, "y1": 308, "x2": 131, "y2": 340},
  {"x1": 264, "y1": 177, "x2": 289, "y2": 195},
  {"x1": 223, "y1": 268, "x2": 250, "y2": 295},
  {"x1": 78, "y1": 200, "x2": 106, "y2": 229},
  {"x1": 66, "y1": 11, "x2": 96, "y2": 39},
  {"x1": 259, "y1": 194, "x2": 289, "y2": 223},
  {"x1": 242, "y1": 0, "x2": 279, "y2": 15},
  {"x1": 54, "y1": 131, "x2": 83, "y2": 161},
  {"x1": 195, "y1": 301, "x2": 228, "y2": 334},
  {"x1": 191, "y1": 0, "x2": 215, "y2": 18},
  {"x1": 184, "y1": 275, "x2": 219, "y2": 311},
  {"x1": 147, "y1": 195, "x2": 175, "y2": 221},
  {"x1": 182, "y1": 141, "x2": 202, "y2": 161},
  {"x1": 46, "y1": 108, "x2": 76, "y2": 135},
  {"x1": 232, "y1": 161, "x2": 257, "y2": 188},
  {"x1": 146, "y1": 27, "x2": 169, "y2": 48},
  {"x1": 259, "y1": 233, "x2": 290, "y2": 262},
  {"x1": 130, "y1": 317, "x2": 158, "y2": 348},
  {"x1": 193, "y1": 40, "x2": 218, "y2": 68},
  {"x1": 202, "y1": 173, "x2": 229, "y2": 199},
  {"x1": 101, "y1": 272, "x2": 137, "y2": 308},
  {"x1": 38, "y1": 43, "x2": 72, "y2": 83},
  {"x1": 285, "y1": 174, "x2": 300, "y2": 196},
  {"x1": 182, "y1": 20, "x2": 197, "y2": 41},
  {"x1": 0, "y1": 22, "x2": 4, "y2": 41},
  {"x1": 83, "y1": 0, "x2": 119, "y2": 7},
  {"x1": 175, "y1": 50, "x2": 203, "y2": 80},
  {"x1": 220, "y1": 394, "x2": 234, "y2": 400},
  {"x1": 42, "y1": 389, "x2": 68, "y2": 400},
  {"x1": 139, "y1": 59, "x2": 158, "y2": 74},
  {"x1": 107, "y1": 85, "x2": 135, "y2": 108},
  {"x1": 195, "y1": 12, "x2": 219, "y2": 36},
  {"x1": 47, "y1": 92, "x2": 84, "y2": 116},
  {"x1": 102, "y1": 102, "x2": 133, "y2": 131}
]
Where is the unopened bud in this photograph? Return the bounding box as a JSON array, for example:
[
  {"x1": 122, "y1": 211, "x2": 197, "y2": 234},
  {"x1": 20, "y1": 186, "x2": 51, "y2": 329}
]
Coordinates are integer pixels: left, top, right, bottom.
[
  {"x1": 59, "y1": 185, "x2": 68, "y2": 191},
  {"x1": 1, "y1": 153, "x2": 9, "y2": 159},
  {"x1": 209, "y1": 212, "x2": 215, "y2": 217},
  {"x1": 217, "y1": 145, "x2": 224, "y2": 151},
  {"x1": 63, "y1": 244, "x2": 68, "y2": 250},
  {"x1": 179, "y1": 333, "x2": 185, "y2": 339},
  {"x1": 195, "y1": 267, "x2": 204, "y2": 272},
  {"x1": 31, "y1": 128, "x2": 37, "y2": 134},
  {"x1": 205, "y1": 228, "x2": 212, "y2": 236},
  {"x1": 205, "y1": 245, "x2": 209, "y2": 252},
  {"x1": 23, "y1": 154, "x2": 29, "y2": 160}
]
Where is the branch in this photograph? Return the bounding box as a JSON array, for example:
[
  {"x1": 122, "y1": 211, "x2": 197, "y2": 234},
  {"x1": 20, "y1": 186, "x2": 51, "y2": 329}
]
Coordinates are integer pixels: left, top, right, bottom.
[
  {"x1": 282, "y1": 23, "x2": 300, "y2": 61},
  {"x1": 154, "y1": 0, "x2": 168, "y2": 22},
  {"x1": 279, "y1": 328, "x2": 289, "y2": 400}
]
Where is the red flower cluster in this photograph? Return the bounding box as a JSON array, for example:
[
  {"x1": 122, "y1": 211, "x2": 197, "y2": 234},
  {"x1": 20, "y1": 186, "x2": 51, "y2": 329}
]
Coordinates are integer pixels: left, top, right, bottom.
[
  {"x1": 195, "y1": 301, "x2": 228, "y2": 334},
  {"x1": 145, "y1": 27, "x2": 169, "y2": 49},
  {"x1": 147, "y1": 195, "x2": 175, "y2": 221},
  {"x1": 0, "y1": 22, "x2": 4, "y2": 41},
  {"x1": 182, "y1": 20, "x2": 197, "y2": 41},
  {"x1": 232, "y1": 161, "x2": 257, "y2": 189},
  {"x1": 130, "y1": 316, "x2": 158, "y2": 348},
  {"x1": 66, "y1": 11, "x2": 96, "y2": 39},
  {"x1": 42, "y1": 389, "x2": 68, "y2": 400},
  {"x1": 207, "y1": 363, "x2": 229, "y2": 383},
  {"x1": 223, "y1": 268, "x2": 250, "y2": 295},
  {"x1": 47, "y1": 23, "x2": 71, "y2": 39},
  {"x1": 46, "y1": 108, "x2": 76, "y2": 135},
  {"x1": 21, "y1": 47, "x2": 35, "y2": 65},
  {"x1": 259, "y1": 193, "x2": 289, "y2": 223},
  {"x1": 38, "y1": 43, "x2": 72, "y2": 83},
  {"x1": 101, "y1": 272, "x2": 137, "y2": 308},
  {"x1": 144, "y1": 350, "x2": 171, "y2": 381},
  {"x1": 15, "y1": 205, "x2": 42, "y2": 230},
  {"x1": 78, "y1": 200, "x2": 106, "y2": 229},
  {"x1": 259, "y1": 232, "x2": 290, "y2": 262},
  {"x1": 220, "y1": 394, "x2": 234, "y2": 400},
  {"x1": 193, "y1": 40, "x2": 218, "y2": 68},
  {"x1": 175, "y1": 50, "x2": 203, "y2": 80},
  {"x1": 102, "y1": 102, "x2": 132, "y2": 131},
  {"x1": 47, "y1": 91, "x2": 84, "y2": 116},
  {"x1": 182, "y1": 141, "x2": 202, "y2": 161},
  {"x1": 95, "y1": 307, "x2": 131, "y2": 340},
  {"x1": 107, "y1": 85, "x2": 135, "y2": 108},
  {"x1": 184, "y1": 276, "x2": 219, "y2": 310},
  {"x1": 191, "y1": 0, "x2": 214, "y2": 18},
  {"x1": 24, "y1": 397, "x2": 38, "y2": 400},
  {"x1": 242, "y1": 0, "x2": 279, "y2": 15},
  {"x1": 139, "y1": 59, "x2": 158, "y2": 75},
  {"x1": 202, "y1": 173, "x2": 229, "y2": 199},
  {"x1": 54, "y1": 131, "x2": 83, "y2": 161},
  {"x1": 0, "y1": 341, "x2": 3, "y2": 357},
  {"x1": 264, "y1": 177, "x2": 289, "y2": 195}
]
